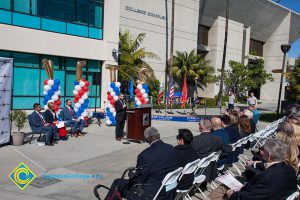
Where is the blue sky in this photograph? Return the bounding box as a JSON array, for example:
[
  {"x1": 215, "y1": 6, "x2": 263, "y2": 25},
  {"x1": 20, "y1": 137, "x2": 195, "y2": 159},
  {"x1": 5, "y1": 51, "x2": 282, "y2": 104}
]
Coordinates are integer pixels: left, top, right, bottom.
[{"x1": 273, "y1": 0, "x2": 300, "y2": 58}]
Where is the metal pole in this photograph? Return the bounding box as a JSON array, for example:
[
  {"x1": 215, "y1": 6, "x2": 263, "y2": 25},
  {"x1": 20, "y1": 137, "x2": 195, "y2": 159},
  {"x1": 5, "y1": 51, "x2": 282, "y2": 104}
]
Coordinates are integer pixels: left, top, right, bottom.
[{"x1": 276, "y1": 53, "x2": 287, "y2": 119}]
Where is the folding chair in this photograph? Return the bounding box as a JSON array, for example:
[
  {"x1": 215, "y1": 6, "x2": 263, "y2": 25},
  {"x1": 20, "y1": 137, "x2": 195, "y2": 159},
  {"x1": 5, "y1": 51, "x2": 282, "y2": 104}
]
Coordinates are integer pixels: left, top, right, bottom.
[
  {"x1": 153, "y1": 167, "x2": 183, "y2": 200},
  {"x1": 175, "y1": 159, "x2": 200, "y2": 200},
  {"x1": 27, "y1": 114, "x2": 46, "y2": 144},
  {"x1": 286, "y1": 191, "x2": 299, "y2": 200}
]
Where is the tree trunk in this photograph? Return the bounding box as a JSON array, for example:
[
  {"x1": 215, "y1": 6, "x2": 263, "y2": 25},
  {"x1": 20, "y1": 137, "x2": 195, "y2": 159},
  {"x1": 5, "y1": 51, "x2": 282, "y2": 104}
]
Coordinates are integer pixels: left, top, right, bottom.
[
  {"x1": 164, "y1": 0, "x2": 169, "y2": 104},
  {"x1": 216, "y1": 0, "x2": 229, "y2": 106},
  {"x1": 169, "y1": 0, "x2": 175, "y2": 93}
]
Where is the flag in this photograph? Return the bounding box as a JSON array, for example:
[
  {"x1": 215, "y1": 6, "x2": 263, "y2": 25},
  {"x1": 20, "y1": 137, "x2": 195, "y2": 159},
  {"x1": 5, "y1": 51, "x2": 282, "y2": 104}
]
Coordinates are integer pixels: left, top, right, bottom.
[
  {"x1": 168, "y1": 81, "x2": 175, "y2": 106},
  {"x1": 129, "y1": 78, "x2": 134, "y2": 100},
  {"x1": 181, "y1": 76, "x2": 188, "y2": 108},
  {"x1": 157, "y1": 78, "x2": 164, "y2": 105}
]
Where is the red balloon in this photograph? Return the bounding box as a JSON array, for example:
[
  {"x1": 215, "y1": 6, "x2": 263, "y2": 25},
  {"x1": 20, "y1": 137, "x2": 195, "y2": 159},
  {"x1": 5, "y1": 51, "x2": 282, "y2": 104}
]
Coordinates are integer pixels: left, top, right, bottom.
[
  {"x1": 85, "y1": 81, "x2": 90, "y2": 86},
  {"x1": 44, "y1": 79, "x2": 48, "y2": 85},
  {"x1": 135, "y1": 89, "x2": 139, "y2": 93},
  {"x1": 74, "y1": 99, "x2": 78, "y2": 103},
  {"x1": 140, "y1": 97, "x2": 145, "y2": 102},
  {"x1": 78, "y1": 90, "x2": 84, "y2": 96},
  {"x1": 107, "y1": 92, "x2": 110, "y2": 95},
  {"x1": 107, "y1": 95, "x2": 113, "y2": 100},
  {"x1": 137, "y1": 93, "x2": 142, "y2": 98},
  {"x1": 75, "y1": 94, "x2": 80, "y2": 100},
  {"x1": 54, "y1": 105, "x2": 59, "y2": 111},
  {"x1": 82, "y1": 86, "x2": 88, "y2": 91},
  {"x1": 110, "y1": 99, "x2": 115, "y2": 105},
  {"x1": 55, "y1": 100, "x2": 61, "y2": 106}
]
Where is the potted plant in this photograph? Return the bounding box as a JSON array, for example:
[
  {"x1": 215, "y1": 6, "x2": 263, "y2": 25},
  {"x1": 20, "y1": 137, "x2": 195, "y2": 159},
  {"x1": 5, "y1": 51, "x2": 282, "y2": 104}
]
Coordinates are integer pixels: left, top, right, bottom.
[{"x1": 11, "y1": 110, "x2": 27, "y2": 146}]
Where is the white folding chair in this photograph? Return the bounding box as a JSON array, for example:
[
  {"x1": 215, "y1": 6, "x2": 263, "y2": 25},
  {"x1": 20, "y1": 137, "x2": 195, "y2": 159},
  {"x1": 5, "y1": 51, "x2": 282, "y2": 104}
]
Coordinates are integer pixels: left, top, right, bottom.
[
  {"x1": 286, "y1": 191, "x2": 299, "y2": 200},
  {"x1": 153, "y1": 167, "x2": 183, "y2": 200},
  {"x1": 175, "y1": 159, "x2": 200, "y2": 200}
]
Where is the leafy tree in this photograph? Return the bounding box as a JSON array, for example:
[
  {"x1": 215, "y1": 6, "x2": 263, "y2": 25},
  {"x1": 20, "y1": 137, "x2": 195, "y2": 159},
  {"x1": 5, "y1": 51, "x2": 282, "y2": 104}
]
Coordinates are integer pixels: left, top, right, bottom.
[
  {"x1": 222, "y1": 58, "x2": 273, "y2": 98},
  {"x1": 170, "y1": 50, "x2": 215, "y2": 96},
  {"x1": 287, "y1": 58, "x2": 300, "y2": 102},
  {"x1": 118, "y1": 31, "x2": 160, "y2": 89}
]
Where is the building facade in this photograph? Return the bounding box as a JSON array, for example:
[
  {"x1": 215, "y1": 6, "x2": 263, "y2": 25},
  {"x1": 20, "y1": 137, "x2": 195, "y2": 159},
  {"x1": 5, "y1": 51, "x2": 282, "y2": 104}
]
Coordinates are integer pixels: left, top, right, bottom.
[{"x1": 0, "y1": 0, "x2": 120, "y2": 109}]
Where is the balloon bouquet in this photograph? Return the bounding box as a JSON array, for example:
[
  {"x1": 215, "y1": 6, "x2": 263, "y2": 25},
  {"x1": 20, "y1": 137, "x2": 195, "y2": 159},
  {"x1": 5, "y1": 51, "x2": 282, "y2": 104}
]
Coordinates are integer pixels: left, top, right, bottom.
[
  {"x1": 105, "y1": 82, "x2": 121, "y2": 126},
  {"x1": 42, "y1": 59, "x2": 62, "y2": 114},
  {"x1": 134, "y1": 83, "x2": 150, "y2": 107},
  {"x1": 72, "y1": 61, "x2": 90, "y2": 118}
]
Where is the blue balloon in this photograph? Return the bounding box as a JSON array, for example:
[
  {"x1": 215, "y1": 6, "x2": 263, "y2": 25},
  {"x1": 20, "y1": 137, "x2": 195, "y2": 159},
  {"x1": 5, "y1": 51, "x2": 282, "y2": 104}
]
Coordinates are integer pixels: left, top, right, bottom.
[
  {"x1": 109, "y1": 116, "x2": 114, "y2": 121},
  {"x1": 110, "y1": 82, "x2": 116, "y2": 88},
  {"x1": 114, "y1": 87, "x2": 120, "y2": 93},
  {"x1": 84, "y1": 99, "x2": 89, "y2": 104},
  {"x1": 74, "y1": 81, "x2": 79, "y2": 85},
  {"x1": 78, "y1": 107, "x2": 84, "y2": 113},
  {"x1": 45, "y1": 95, "x2": 51, "y2": 101},
  {"x1": 52, "y1": 85, "x2": 59, "y2": 91},
  {"x1": 112, "y1": 121, "x2": 116, "y2": 126},
  {"x1": 43, "y1": 100, "x2": 47, "y2": 105},
  {"x1": 48, "y1": 90, "x2": 54, "y2": 96},
  {"x1": 54, "y1": 79, "x2": 60, "y2": 85},
  {"x1": 146, "y1": 89, "x2": 150, "y2": 94},
  {"x1": 106, "y1": 108, "x2": 110, "y2": 112},
  {"x1": 143, "y1": 84, "x2": 148, "y2": 89}
]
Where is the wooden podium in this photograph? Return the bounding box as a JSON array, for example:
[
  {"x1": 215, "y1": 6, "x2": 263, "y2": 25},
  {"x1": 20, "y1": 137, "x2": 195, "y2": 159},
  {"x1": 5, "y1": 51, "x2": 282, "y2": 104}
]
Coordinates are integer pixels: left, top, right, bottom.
[{"x1": 126, "y1": 107, "x2": 151, "y2": 141}]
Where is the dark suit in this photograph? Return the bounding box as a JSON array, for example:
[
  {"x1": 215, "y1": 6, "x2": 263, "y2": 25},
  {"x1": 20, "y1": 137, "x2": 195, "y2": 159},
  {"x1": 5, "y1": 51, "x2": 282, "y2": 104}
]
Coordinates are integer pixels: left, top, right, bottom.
[
  {"x1": 192, "y1": 132, "x2": 232, "y2": 181},
  {"x1": 31, "y1": 111, "x2": 55, "y2": 144},
  {"x1": 229, "y1": 162, "x2": 297, "y2": 200},
  {"x1": 115, "y1": 99, "x2": 126, "y2": 138},
  {"x1": 175, "y1": 144, "x2": 198, "y2": 190},
  {"x1": 44, "y1": 110, "x2": 59, "y2": 140},
  {"x1": 61, "y1": 106, "x2": 84, "y2": 133},
  {"x1": 225, "y1": 125, "x2": 241, "y2": 164},
  {"x1": 106, "y1": 140, "x2": 179, "y2": 200}
]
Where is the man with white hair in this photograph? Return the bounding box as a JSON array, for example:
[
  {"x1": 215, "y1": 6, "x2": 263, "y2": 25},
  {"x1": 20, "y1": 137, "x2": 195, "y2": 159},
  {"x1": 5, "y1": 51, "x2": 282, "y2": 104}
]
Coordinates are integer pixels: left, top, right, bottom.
[{"x1": 105, "y1": 127, "x2": 179, "y2": 200}]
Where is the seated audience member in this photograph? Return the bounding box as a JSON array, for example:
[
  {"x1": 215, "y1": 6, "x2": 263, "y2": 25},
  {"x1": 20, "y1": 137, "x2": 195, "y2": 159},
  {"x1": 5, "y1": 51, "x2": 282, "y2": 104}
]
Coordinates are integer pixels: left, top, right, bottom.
[
  {"x1": 210, "y1": 139, "x2": 297, "y2": 200},
  {"x1": 211, "y1": 117, "x2": 229, "y2": 145},
  {"x1": 105, "y1": 127, "x2": 179, "y2": 200},
  {"x1": 248, "y1": 106, "x2": 260, "y2": 125},
  {"x1": 62, "y1": 99, "x2": 85, "y2": 137},
  {"x1": 193, "y1": 119, "x2": 232, "y2": 183},
  {"x1": 175, "y1": 129, "x2": 198, "y2": 190},
  {"x1": 31, "y1": 103, "x2": 55, "y2": 146},
  {"x1": 243, "y1": 110, "x2": 256, "y2": 133},
  {"x1": 44, "y1": 101, "x2": 60, "y2": 141},
  {"x1": 238, "y1": 115, "x2": 251, "y2": 138}
]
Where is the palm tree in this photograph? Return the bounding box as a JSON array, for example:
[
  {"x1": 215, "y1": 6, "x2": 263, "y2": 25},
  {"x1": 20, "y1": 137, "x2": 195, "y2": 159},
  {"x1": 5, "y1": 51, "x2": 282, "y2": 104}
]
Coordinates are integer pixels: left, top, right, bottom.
[
  {"x1": 170, "y1": 50, "x2": 215, "y2": 93},
  {"x1": 118, "y1": 30, "x2": 160, "y2": 88}
]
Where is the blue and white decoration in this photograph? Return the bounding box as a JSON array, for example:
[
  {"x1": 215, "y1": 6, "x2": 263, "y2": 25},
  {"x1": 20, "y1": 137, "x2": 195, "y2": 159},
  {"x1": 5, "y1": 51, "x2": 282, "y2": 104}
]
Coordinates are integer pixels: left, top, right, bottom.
[
  {"x1": 105, "y1": 82, "x2": 121, "y2": 126},
  {"x1": 43, "y1": 79, "x2": 62, "y2": 114},
  {"x1": 134, "y1": 83, "x2": 150, "y2": 107},
  {"x1": 73, "y1": 80, "x2": 90, "y2": 119}
]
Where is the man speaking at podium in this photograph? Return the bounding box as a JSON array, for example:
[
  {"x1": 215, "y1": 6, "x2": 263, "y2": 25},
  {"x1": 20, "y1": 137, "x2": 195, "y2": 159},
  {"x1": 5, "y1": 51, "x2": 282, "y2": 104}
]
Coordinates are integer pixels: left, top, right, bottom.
[{"x1": 115, "y1": 93, "x2": 127, "y2": 141}]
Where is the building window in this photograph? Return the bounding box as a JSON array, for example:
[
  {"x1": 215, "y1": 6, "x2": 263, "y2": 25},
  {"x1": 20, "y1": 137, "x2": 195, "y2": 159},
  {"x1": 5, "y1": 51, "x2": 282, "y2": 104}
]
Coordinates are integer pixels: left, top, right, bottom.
[
  {"x1": 249, "y1": 39, "x2": 264, "y2": 57},
  {"x1": 14, "y1": 0, "x2": 37, "y2": 15},
  {"x1": 0, "y1": 0, "x2": 11, "y2": 9},
  {"x1": 198, "y1": 25, "x2": 209, "y2": 46}
]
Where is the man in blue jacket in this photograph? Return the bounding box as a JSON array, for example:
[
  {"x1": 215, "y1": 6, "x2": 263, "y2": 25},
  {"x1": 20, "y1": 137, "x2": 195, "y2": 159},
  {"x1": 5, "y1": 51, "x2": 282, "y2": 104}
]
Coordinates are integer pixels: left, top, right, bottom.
[{"x1": 61, "y1": 99, "x2": 85, "y2": 137}]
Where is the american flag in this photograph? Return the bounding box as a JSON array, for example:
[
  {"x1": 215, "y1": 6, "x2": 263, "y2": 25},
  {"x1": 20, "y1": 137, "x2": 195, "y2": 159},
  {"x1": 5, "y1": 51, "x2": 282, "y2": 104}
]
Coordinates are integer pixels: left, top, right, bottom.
[
  {"x1": 157, "y1": 82, "x2": 164, "y2": 105},
  {"x1": 168, "y1": 81, "x2": 175, "y2": 106}
]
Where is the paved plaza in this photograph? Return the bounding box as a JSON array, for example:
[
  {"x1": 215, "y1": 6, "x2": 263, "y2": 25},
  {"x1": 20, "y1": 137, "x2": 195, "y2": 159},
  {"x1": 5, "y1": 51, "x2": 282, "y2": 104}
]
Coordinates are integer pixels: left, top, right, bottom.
[{"x1": 0, "y1": 106, "x2": 271, "y2": 200}]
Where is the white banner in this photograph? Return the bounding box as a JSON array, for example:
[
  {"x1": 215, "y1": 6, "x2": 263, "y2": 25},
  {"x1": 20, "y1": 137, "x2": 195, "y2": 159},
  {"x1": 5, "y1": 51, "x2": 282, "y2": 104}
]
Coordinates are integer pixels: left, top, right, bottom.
[{"x1": 0, "y1": 57, "x2": 13, "y2": 145}]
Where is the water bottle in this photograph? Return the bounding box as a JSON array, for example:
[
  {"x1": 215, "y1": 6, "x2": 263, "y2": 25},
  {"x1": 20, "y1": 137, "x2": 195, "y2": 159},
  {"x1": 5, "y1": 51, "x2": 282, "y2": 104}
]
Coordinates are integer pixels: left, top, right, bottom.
[{"x1": 33, "y1": 138, "x2": 38, "y2": 146}]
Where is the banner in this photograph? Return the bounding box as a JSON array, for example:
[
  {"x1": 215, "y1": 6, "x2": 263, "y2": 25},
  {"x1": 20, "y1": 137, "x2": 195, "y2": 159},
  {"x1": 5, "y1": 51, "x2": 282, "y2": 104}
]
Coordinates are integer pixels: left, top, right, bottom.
[{"x1": 0, "y1": 57, "x2": 13, "y2": 145}]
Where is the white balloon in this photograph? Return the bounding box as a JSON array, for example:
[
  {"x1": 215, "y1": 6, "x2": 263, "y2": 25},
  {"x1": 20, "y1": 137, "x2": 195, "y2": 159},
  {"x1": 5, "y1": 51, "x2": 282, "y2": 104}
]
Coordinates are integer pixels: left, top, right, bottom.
[
  {"x1": 137, "y1": 84, "x2": 143, "y2": 89},
  {"x1": 106, "y1": 116, "x2": 110, "y2": 120},
  {"x1": 110, "y1": 91, "x2": 116, "y2": 96},
  {"x1": 79, "y1": 81, "x2": 85, "y2": 87},
  {"x1": 44, "y1": 105, "x2": 48, "y2": 110},
  {"x1": 74, "y1": 107, "x2": 78, "y2": 112},
  {"x1": 75, "y1": 103, "x2": 81, "y2": 108},
  {"x1": 55, "y1": 90, "x2": 61, "y2": 96},
  {"x1": 48, "y1": 80, "x2": 54, "y2": 86},
  {"x1": 110, "y1": 107, "x2": 115, "y2": 113},
  {"x1": 140, "y1": 89, "x2": 146, "y2": 94},
  {"x1": 142, "y1": 93, "x2": 148, "y2": 98},
  {"x1": 106, "y1": 120, "x2": 112, "y2": 125},
  {"x1": 73, "y1": 90, "x2": 78, "y2": 95},
  {"x1": 43, "y1": 90, "x2": 47, "y2": 95},
  {"x1": 106, "y1": 103, "x2": 112, "y2": 108},
  {"x1": 56, "y1": 109, "x2": 61, "y2": 115},
  {"x1": 113, "y1": 96, "x2": 119, "y2": 101},
  {"x1": 75, "y1": 85, "x2": 81, "y2": 91},
  {"x1": 145, "y1": 98, "x2": 149, "y2": 102},
  {"x1": 82, "y1": 94, "x2": 88, "y2": 100},
  {"x1": 81, "y1": 111, "x2": 88, "y2": 117},
  {"x1": 107, "y1": 82, "x2": 111, "y2": 87},
  {"x1": 113, "y1": 112, "x2": 116, "y2": 117},
  {"x1": 79, "y1": 99, "x2": 84, "y2": 104},
  {"x1": 136, "y1": 101, "x2": 141, "y2": 106},
  {"x1": 135, "y1": 97, "x2": 139, "y2": 101},
  {"x1": 44, "y1": 85, "x2": 51, "y2": 91},
  {"x1": 115, "y1": 82, "x2": 121, "y2": 88},
  {"x1": 108, "y1": 87, "x2": 113, "y2": 92},
  {"x1": 51, "y1": 95, "x2": 59, "y2": 101}
]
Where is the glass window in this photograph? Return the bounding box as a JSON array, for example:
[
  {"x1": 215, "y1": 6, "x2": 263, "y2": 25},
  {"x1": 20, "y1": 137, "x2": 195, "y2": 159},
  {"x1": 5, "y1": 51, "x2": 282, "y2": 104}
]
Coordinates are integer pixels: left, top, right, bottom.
[
  {"x1": 0, "y1": 0, "x2": 11, "y2": 9},
  {"x1": 13, "y1": 52, "x2": 39, "y2": 68},
  {"x1": 39, "y1": 0, "x2": 65, "y2": 20},
  {"x1": 249, "y1": 39, "x2": 264, "y2": 57},
  {"x1": 88, "y1": 60, "x2": 101, "y2": 72},
  {"x1": 66, "y1": 58, "x2": 77, "y2": 70},
  {"x1": 65, "y1": 0, "x2": 88, "y2": 25},
  {"x1": 0, "y1": 50, "x2": 11, "y2": 58},
  {"x1": 13, "y1": 97, "x2": 40, "y2": 109},
  {"x1": 13, "y1": 68, "x2": 40, "y2": 95},
  {"x1": 89, "y1": 1, "x2": 103, "y2": 28},
  {"x1": 65, "y1": 71, "x2": 76, "y2": 96},
  {"x1": 198, "y1": 25, "x2": 209, "y2": 46},
  {"x1": 41, "y1": 55, "x2": 61, "y2": 69}
]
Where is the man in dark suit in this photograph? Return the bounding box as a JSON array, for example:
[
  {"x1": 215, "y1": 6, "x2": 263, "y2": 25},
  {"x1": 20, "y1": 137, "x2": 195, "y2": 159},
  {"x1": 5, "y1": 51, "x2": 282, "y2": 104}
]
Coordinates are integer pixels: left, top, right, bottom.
[
  {"x1": 105, "y1": 127, "x2": 179, "y2": 200},
  {"x1": 30, "y1": 103, "x2": 55, "y2": 146},
  {"x1": 61, "y1": 99, "x2": 85, "y2": 137},
  {"x1": 115, "y1": 93, "x2": 127, "y2": 141},
  {"x1": 210, "y1": 139, "x2": 297, "y2": 200}
]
